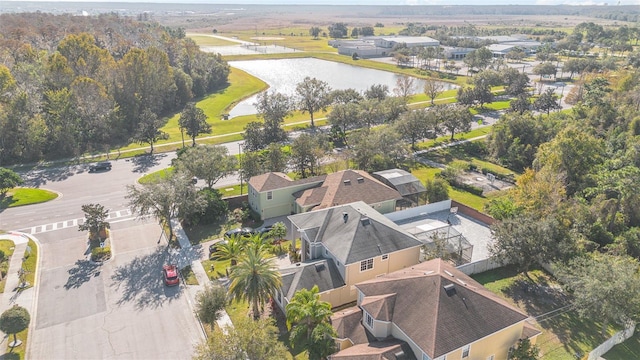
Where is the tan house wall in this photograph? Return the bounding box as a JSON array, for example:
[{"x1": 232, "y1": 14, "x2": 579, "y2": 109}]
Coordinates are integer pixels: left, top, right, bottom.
[
  {"x1": 250, "y1": 181, "x2": 323, "y2": 220},
  {"x1": 340, "y1": 247, "x2": 420, "y2": 306}
]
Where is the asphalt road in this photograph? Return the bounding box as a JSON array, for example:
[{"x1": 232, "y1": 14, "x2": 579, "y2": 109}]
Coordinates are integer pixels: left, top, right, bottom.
[{"x1": 28, "y1": 220, "x2": 203, "y2": 360}]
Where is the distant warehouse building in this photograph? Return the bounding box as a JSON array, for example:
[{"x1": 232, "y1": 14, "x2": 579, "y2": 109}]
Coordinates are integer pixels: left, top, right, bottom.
[{"x1": 330, "y1": 35, "x2": 440, "y2": 58}]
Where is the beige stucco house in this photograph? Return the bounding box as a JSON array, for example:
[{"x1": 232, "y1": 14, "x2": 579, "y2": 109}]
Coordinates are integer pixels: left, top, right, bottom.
[
  {"x1": 274, "y1": 201, "x2": 423, "y2": 310},
  {"x1": 248, "y1": 170, "x2": 402, "y2": 220},
  {"x1": 330, "y1": 259, "x2": 541, "y2": 360}
]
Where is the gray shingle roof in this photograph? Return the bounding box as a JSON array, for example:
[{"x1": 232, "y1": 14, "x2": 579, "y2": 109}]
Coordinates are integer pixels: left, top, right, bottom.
[
  {"x1": 279, "y1": 259, "x2": 345, "y2": 300},
  {"x1": 289, "y1": 202, "x2": 422, "y2": 265},
  {"x1": 373, "y1": 169, "x2": 426, "y2": 197}
]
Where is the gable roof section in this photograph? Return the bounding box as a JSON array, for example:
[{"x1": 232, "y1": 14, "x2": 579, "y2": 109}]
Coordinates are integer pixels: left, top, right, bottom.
[
  {"x1": 355, "y1": 259, "x2": 529, "y2": 358},
  {"x1": 248, "y1": 172, "x2": 326, "y2": 192},
  {"x1": 361, "y1": 293, "x2": 396, "y2": 322},
  {"x1": 279, "y1": 259, "x2": 345, "y2": 300},
  {"x1": 331, "y1": 307, "x2": 376, "y2": 345},
  {"x1": 289, "y1": 201, "x2": 422, "y2": 265},
  {"x1": 295, "y1": 170, "x2": 402, "y2": 210}
]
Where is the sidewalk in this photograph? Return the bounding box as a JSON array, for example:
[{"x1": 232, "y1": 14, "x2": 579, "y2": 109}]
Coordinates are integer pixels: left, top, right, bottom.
[
  {"x1": 0, "y1": 232, "x2": 38, "y2": 355},
  {"x1": 171, "y1": 219, "x2": 234, "y2": 335}
]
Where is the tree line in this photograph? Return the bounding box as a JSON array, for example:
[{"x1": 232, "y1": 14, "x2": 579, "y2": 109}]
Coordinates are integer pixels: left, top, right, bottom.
[{"x1": 0, "y1": 13, "x2": 229, "y2": 165}]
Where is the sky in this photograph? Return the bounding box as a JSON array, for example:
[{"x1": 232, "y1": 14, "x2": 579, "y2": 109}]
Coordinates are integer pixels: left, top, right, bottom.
[{"x1": 3, "y1": 0, "x2": 640, "y2": 4}]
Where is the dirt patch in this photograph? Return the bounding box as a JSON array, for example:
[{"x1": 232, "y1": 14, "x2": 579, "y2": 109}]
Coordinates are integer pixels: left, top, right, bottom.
[{"x1": 458, "y1": 171, "x2": 514, "y2": 194}]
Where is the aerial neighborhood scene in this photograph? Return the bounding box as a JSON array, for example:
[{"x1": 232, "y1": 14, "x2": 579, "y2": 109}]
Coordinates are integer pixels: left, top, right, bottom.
[{"x1": 1, "y1": 0, "x2": 640, "y2": 359}]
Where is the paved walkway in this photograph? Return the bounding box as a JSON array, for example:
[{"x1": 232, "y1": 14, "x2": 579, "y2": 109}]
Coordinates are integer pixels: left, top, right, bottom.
[
  {"x1": 0, "y1": 232, "x2": 38, "y2": 355},
  {"x1": 171, "y1": 219, "x2": 234, "y2": 335}
]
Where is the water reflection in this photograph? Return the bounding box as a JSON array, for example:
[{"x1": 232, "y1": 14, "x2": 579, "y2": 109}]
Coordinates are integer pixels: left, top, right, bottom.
[{"x1": 228, "y1": 58, "x2": 457, "y2": 118}]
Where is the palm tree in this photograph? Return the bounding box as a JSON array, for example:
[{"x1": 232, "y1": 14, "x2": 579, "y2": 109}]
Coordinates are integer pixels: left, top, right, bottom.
[
  {"x1": 286, "y1": 285, "x2": 336, "y2": 358},
  {"x1": 214, "y1": 235, "x2": 246, "y2": 266},
  {"x1": 228, "y1": 246, "x2": 282, "y2": 320}
]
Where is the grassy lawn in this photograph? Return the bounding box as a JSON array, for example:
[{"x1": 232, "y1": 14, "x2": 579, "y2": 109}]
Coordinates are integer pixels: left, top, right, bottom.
[
  {"x1": 0, "y1": 239, "x2": 16, "y2": 293},
  {"x1": 0, "y1": 188, "x2": 58, "y2": 209},
  {"x1": 23, "y1": 239, "x2": 37, "y2": 289},
  {"x1": 186, "y1": 34, "x2": 238, "y2": 46},
  {"x1": 603, "y1": 332, "x2": 640, "y2": 359},
  {"x1": 138, "y1": 167, "x2": 175, "y2": 184},
  {"x1": 472, "y1": 266, "x2": 618, "y2": 360},
  {"x1": 180, "y1": 265, "x2": 199, "y2": 285}
]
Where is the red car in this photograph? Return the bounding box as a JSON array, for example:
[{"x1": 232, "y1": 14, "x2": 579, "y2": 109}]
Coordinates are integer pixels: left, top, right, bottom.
[{"x1": 163, "y1": 264, "x2": 180, "y2": 286}]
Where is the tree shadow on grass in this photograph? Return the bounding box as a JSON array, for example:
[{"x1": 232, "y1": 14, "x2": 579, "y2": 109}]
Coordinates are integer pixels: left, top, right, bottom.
[
  {"x1": 130, "y1": 153, "x2": 167, "y2": 173},
  {"x1": 64, "y1": 259, "x2": 102, "y2": 290},
  {"x1": 110, "y1": 246, "x2": 181, "y2": 310}
]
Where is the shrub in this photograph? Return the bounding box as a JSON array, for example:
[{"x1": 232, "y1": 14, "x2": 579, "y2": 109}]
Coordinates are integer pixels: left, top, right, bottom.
[
  {"x1": 192, "y1": 188, "x2": 228, "y2": 225},
  {"x1": 0, "y1": 262, "x2": 8, "y2": 278},
  {"x1": 0, "y1": 249, "x2": 5, "y2": 262},
  {"x1": 91, "y1": 247, "x2": 111, "y2": 262}
]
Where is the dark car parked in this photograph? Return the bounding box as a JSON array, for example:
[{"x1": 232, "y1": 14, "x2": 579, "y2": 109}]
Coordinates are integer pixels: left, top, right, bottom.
[
  {"x1": 88, "y1": 161, "x2": 112, "y2": 172},
  {"x1": 223, "y1": 227, "x2": 256, "y2": 239},
  {"x1": 209, "y1": 240, "x2": 227, "y2": 259}
]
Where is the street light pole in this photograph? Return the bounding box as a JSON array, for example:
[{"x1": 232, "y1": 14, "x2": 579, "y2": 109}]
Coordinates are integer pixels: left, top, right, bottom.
[{"x1": 239, "y1": 143, "x2": 243, "y2": 196}]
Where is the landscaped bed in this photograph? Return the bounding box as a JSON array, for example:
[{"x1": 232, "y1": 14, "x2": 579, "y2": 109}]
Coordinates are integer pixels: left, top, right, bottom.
[{"x1": 472, "y1": 266, "x2": 619, "y2": 360}]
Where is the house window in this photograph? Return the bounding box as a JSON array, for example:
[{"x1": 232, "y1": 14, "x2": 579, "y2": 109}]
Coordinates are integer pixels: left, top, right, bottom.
[
  {"x1": 360, "y1": 258, "x2": 373, "y2": 271},
  {"x1": 365, "y1": 312, "x2": 373, "y2": 327},
  {"x1": 462, "y1": 345, "x2": 470, "y2": 358},
  {"x1": 381, "y1": 254, "x2": 388, "y2": 261},
  {"x1": 486, "y1": 356, "x2": 494, "y2": 360},
  {"x1": 267, "y1": 191, "x2": 273, "y2": 200}
]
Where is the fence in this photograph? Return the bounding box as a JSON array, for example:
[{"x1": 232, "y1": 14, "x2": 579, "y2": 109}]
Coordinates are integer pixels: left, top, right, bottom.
[
  {"x1": 456, "y1": 257, "x2": 504, "y2": 276},
  {"x1": 587, "y1": 323, "x2": 636, "y2": 360},
  {"x1": 451, "y1": 200, "x2": 495, "y2": 225}
]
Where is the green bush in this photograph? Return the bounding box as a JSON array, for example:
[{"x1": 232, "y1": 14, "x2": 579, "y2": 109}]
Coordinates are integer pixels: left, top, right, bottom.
[
  {"x1": 91, "y1": 247, "x2": 111, "y2": 262},
  {"x1": 0, "y1": 249, "x2": 5, "y2": 262},
  {"x1": 0, "y1": 262, "x2": 8, "y2": 278}
]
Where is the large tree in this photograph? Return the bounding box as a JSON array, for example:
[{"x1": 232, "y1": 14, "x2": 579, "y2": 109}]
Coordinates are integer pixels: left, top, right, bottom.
[
  {"x1": 438, "y1": 104, "x2": 473, "y2": 140},
  {"x1": 489, "y1": 214, "x2": 571, "y2": 277},
  {"x1": 0, "y1": 167, "x2": 23, "y2": 196},
  {"x1": 393, "y1": 75, "x2": 415, "y2": 104},
  {"x1": 533, "y1": 88, "x2": 561, "y2": 115},
  {"x1": 286, "y1": 286, "x2": 336, "y2": 360},
  {"x1": 393, "y1": 108, "x2": 432, "y2": 150},
  {"x1": 131, "y1": 108, "x2": 168, "y2": 153},
  {"x1": 195, "y1": 285, "x2": 227, "y2": 328},
  {"x1": 290, "y1": 133, "x2": 329, "y2": 178},
  {"x1": 228, "y1": 246, "x2": 282, "y2": 320},
  {"x1": 423, "y1": 78, "x2": 444, "y2": 105},
  {"x1": 193, "y1": 317, "x2": 289, "y2": 360},
  {"x1": 173, "y1": 144, "x2": 237, "y2": 189},
  {"x1": 78, "y1": 203, "x2": 110, "y2": 241},
  {"x1": 178, "y1": 103, "x2": 211, "y2": 147},
  {"x1": 295, "y1": 77, "x2": 332, "y2": 128},
  {"x1": 126, "y1": 173, "x2": 205, "y2": 240},
  {"x1": 555, "y1": 253, "x2": 640, "y2": 336},
  {"x1": 0, "y1": 305, "x2": 30, "y2": 348}
]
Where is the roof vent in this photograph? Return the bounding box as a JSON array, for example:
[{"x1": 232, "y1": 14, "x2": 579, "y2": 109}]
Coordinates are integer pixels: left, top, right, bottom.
[
  {"x1": 315, "y1": 263, "x2": 326, "y2": 272},
  {"x1": 444, "y1": 270, "x2": 454, "y2": 277},
  {"x1": 444, "y1": 283, "x2": 456, "y2": 297},
  {"x1": 361, "y1": 217, "x2": 370, "y2": 226},
  {"x1": 394, "y1": 351, "x2": 406, "y2": 359},
  {"x1": 357, "y1": 177, "x2": 364, "y2": 183},
  {"x1": 343, "y1": 179, "x2": 351, "y2": 185},
  {"x1": 343, "y1": 212, "x2": 349, "y2": 223}
]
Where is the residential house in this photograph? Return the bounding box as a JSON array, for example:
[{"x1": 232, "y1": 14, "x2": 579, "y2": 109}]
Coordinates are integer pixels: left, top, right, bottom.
[
  {"x1": 330, "y1": 259, "x2": 541, "y2": 360},
  {"x1": 248, "y1": 170, "x2": 402, "y2": 220},
  {"x1": 275, "y1": 201, "x2": 423, "y2": 309}
]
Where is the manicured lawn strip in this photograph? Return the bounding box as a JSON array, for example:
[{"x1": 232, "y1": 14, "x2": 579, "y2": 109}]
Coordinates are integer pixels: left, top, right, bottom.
[
  {"x1": 419, "y1": 142, "x2": 519, "y2": 178},
  {"x1": 0, "y1": 240, "x2": 16, "y2": 293},
  {"x1": 603, "y1": 332, "x2": 640, "y2": 359},
  {"x1": 472, "y1": 266, "x2": 618, "y2": 360},
  {"x1": 138, "y1": 167, "x2": 175, "y2": 184},
  {"x1": 1, "y1": 188, "x2": 58, "y2": 209},
  {"x1": 23, "y1": 239, "x2": 37, "y2": 289},
  {"x1": 416, "y1": 127, "x2": 492, "y2": 150},
  {"x1": 8, "y1": 328, "x2": 28, "y2": 360}
]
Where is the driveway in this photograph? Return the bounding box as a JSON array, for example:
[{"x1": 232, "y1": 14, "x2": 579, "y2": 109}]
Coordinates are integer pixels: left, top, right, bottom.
[{"x1": 29, "y1": 219, "x2": 203, "y2": 359}]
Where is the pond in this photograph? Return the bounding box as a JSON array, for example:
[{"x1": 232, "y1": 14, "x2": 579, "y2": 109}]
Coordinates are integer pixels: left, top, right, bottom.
[{"x1": 228, "y1": 58, "x2": 457, "y2": 118}]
